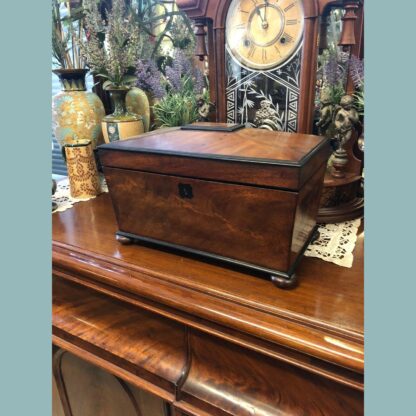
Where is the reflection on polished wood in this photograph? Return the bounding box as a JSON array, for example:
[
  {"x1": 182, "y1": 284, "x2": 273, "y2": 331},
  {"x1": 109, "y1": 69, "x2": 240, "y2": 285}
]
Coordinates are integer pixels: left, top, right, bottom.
[
  {"x1": 53, "y1": 194, "x2": 364, "y2": 415},
  {"x1": 53, "y1": 348, "x2": 167, "y2": 416}
]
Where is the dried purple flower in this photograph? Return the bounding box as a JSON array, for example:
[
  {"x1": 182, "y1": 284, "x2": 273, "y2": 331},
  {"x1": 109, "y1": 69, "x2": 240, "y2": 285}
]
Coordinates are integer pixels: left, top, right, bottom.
[
  {"x1": 323, "y1": 52, "x2": 341, "y2": 87},
  {"x1": 193, "y1": 68, "x2": 205, "y2": 95},
  {"x1": 349, "y1": 54, "x2": 364, "y2": 90},
  {"x1": 135, "y1": 59, "x2": 165, "y2": 99},
  {"x1": 165, "y1": 65, "x2": 183, "y2": 93},
  {"x1": 164, "y1": 49, "x2": 205, "y2": 94}
]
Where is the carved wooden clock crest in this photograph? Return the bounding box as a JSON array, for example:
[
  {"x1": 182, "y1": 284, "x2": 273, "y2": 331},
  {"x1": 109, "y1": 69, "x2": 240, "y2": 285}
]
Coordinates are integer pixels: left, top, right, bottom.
[{"x1": 177, "y1": 0, "x2": 363, "y2": 134}]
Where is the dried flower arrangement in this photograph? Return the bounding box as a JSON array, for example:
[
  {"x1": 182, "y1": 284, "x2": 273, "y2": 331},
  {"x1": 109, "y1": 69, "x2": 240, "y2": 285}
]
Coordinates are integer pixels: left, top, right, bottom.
[
  {"x1": 136, "y1": 49, "x2": 207, "y2": 127},
  {"x1": 79, "y1": 0, "x2": 141, "y2": 90},
  {"x1": 315, "y1": 9, "x2": 349, "y2": 106},
  {"x1": 315, "y1": 8, "x2": 364, "y2": 120},
  {"x1": 349, "y1": 54, "x2": 364, "y2": 116}
]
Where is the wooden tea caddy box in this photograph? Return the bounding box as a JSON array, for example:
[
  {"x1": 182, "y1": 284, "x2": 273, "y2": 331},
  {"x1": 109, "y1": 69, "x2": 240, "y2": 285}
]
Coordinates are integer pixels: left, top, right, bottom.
[{"x1": 98, "y1": 124, "x2": 330, "y2": 288}]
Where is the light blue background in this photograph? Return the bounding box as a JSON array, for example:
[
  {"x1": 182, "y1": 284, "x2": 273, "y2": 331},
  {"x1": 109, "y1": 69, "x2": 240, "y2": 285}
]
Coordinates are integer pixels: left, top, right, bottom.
[
  {"x1": 0, "y1": 0, "x2": 415, "y2": 414},
  {"x1": 365, "y1": 0, "x2": 416, "y2": 414},
  {"x1": 0, "y1": 1, "x2": 52, "y2": 415}
]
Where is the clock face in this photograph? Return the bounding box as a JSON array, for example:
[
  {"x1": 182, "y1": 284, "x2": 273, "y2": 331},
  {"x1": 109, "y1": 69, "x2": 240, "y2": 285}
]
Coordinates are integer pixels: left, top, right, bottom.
[{"x1": 226, "y1": 0, "x2": 304, "y2": 70}]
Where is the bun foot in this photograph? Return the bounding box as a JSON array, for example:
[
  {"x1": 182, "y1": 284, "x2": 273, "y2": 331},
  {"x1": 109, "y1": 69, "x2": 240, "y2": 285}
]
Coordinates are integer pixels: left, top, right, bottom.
[
  {"x1": 116, "y1": 234, "x2": 134, "y2": 245},
  {"x1": 270, "y1": 274, "x2": 298, "y2": 289}
]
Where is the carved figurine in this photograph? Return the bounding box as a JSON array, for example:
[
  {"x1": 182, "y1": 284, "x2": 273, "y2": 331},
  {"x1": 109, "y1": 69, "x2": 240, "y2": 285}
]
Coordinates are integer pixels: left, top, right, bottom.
[
  {"x1": 333, "y1": 94, "x2": 360, "y2": 148},
  {"x1": 316, "y1": 89, "x2": 335, "y2": 137},
  {"x1": 196, "y1": 95, "x2": 214, "y2": 122},
  {"x1": 331, "y1": 95, "x2": 360, "y2": 178},
  {"x1": 254, "y1": 100, "x2": 281, "y2": 131}
]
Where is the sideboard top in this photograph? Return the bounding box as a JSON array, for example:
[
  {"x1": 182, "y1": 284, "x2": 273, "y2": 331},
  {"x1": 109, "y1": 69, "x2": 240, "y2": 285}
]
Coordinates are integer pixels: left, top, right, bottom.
[{"x1": 53, "y1": 194, "x2": 363, "y2": 374}]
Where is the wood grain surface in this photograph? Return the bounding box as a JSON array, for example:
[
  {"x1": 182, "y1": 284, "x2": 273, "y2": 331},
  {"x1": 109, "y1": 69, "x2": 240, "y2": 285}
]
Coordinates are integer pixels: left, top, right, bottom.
[
  {"x1": 53, "y1": 278, "x2": 187, "y2": 395},
  {"x1": 53, "y1": 194, "x2": 364, "y2": 415},
  {"x1": 104, "y1": 167, "x2": 297, "y2": 272},
  {"x1": 179, "y1": 331, "x2": 363, "y2": 416},
  {"x1": 53, "y1": 348, "x2": 167, "y2": 416},
  {"x1": 99, "y1": 127, "x2": 326, "y2": 164}
]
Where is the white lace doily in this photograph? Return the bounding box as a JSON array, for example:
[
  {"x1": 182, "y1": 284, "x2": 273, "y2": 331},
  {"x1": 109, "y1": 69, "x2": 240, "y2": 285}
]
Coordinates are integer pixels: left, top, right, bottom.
[
  {"x1": 305, "y1": 219, "x2": 361, "y2": 268},
  {"x1": 52, "y1": 176, "x2": 108, "y2": 213},
  {"x1": 52, "y1": 177, "x2": 361, "y2": 267}
]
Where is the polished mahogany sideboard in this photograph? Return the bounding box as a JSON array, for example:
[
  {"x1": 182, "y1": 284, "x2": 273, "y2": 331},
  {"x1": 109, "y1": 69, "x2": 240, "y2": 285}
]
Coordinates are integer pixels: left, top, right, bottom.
[{"x1": 52, "y1": 194, "x2": 364, "y2": 416}]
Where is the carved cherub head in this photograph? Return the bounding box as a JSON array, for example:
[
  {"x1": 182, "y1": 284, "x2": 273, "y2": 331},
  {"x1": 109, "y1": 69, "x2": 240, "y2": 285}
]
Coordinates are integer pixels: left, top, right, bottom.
[
  {"x1": 320, "y1": 88, "x2": 333, "y2": 106},
  {"x1": 339, "y1": 95, "x2": 354, "y2": 110}
]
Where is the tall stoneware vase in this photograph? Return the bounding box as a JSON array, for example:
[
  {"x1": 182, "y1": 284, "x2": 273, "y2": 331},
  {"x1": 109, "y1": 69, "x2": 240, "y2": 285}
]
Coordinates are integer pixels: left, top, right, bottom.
[
  {"x1": 102, "y1": 88, "x2": 144, "y2": 143},
  {"x1": 52, "y1": 69, "x2": 105, "y2": 149},
  {"x1": 126, "y1": 87, "x2": 151, "y2": 132}
]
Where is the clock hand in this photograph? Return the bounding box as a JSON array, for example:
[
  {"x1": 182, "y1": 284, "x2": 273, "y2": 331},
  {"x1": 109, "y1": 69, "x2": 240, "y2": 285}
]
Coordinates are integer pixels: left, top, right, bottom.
[
  {"x1": 255, "y1": 6, "x2": 265, "y2": 23},
  {"x1": 264, "y1": 0, "x2": 269, "y2": 22},
  {"x1": 258, "y1": 2, "x2": 269, "y2": 30}
]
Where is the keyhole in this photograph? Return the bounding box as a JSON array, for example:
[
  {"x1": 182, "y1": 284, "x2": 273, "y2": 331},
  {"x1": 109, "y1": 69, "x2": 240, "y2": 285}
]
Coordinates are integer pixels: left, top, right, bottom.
[{"x1": 178, "y1": 183, "x2": 193, "y2": 199}]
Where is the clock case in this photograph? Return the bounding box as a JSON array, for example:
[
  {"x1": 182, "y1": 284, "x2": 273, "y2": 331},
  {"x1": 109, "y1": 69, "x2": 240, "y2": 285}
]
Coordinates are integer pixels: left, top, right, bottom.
[
  {"x1": 177, "y1": 0, "x2": 325, "y2": 133},
  {"x1": 98, "y1": 125, "x2": 330, "y2": 288},
  {"x1": 177, "y1": 0, "x2": 362, "y2": 134}
]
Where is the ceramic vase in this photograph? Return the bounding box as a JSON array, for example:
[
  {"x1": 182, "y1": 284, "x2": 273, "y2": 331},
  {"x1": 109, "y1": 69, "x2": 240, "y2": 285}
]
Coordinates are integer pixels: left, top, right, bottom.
[
  {"x1": 52, "y1": 69, "x2": 105, "y2": 149},
  {"x1": 63, "y1": 140, "x2": 101, "y2": 199},
  {"x1": 102, "y1": 88, "x2": 144, "y2": 143},
  {"x1": 126, "y1": 87, "x2": 151, "y2": 132}
]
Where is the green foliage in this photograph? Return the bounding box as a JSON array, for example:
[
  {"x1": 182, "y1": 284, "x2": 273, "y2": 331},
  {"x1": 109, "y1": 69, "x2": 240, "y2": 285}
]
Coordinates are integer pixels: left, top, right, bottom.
[
  {"x1": 330, "y1": 84, "x2": 346, "y2": 105},
  {"x1": 153, "y1": 93, "x2": 199, "y2": 128},
  {"x1": 52, "y1": 0, "x2": 86, "y2": 69},
  {"x1": 353, "y1": 89, "x2": 364, "y2": 116},
  {"x1": 147, "y1": 48, "x2": 207, "y2": 128},
  {"x1": 129, "y1": 0, "x2": 194, "y2": 58}
]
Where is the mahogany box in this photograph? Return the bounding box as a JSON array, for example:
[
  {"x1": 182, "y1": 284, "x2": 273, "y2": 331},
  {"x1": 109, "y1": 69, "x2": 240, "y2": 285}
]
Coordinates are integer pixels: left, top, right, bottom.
[{"x1": 98, "y1": 124, "x2": 330, "y2": 288}]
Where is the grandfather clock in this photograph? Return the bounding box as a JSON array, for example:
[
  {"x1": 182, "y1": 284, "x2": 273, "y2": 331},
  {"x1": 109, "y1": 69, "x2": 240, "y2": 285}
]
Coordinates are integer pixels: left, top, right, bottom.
[{"x1": 177, "y1": 0, "x2": 363, "y2": 135}]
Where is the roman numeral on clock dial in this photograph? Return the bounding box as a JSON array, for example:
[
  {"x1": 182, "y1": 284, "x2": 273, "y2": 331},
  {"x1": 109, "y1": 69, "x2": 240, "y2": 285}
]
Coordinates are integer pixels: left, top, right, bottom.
[
  {"x1": 225, "y1": 0, "x2": 305, "y2": 70},
  {"x1": 284, "y1": 3, "x2": 295, "y2": 12},
  {"x1": 282, "y1": 32, "x2": 294, "y2": 43}
]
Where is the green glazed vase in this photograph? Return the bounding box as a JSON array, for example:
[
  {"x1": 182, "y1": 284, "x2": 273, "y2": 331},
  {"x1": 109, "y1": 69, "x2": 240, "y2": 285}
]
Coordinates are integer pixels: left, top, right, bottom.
[
  {"x1": 52, "y1": 69, "x2": 105, "y2": 148},
  {"x1": 126, "y1": 87, "x2": 151, "y2": 132},
  {"x1": 102, "y1": 88, "x2": 144, "y2": 143}
]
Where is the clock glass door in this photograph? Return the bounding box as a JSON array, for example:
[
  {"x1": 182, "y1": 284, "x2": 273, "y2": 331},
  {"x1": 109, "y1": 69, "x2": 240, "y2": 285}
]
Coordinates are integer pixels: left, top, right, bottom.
[{"x1": 225, "y1": 0, "x2": 304, "y2": 131}]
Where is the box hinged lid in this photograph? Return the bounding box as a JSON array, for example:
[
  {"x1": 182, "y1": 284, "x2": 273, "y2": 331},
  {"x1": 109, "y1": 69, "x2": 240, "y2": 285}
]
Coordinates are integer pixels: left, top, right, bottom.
[{"x1": 98, "y1": 125, "x2": 330, "y2": 191}]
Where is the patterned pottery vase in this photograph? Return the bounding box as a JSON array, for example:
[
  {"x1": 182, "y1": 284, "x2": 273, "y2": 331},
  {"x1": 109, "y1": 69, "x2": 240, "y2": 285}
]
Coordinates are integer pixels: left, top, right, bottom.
[
  {"x1": 102, "y1": 88, "x2": 144, "y2": 143},
  {"x1": 126, "y1": 87, "x2": 151, "y2": 132},
  {"x1": 63, "y1": 140, "x2": 101, "y2": 199},
  {"x1": 52, "y1": 69, "x2": 105, "y2": 149}
]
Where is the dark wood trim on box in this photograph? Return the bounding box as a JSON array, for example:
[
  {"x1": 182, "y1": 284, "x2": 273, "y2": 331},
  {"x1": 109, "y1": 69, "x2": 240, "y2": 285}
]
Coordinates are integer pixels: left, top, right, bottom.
[
  {"x1": 180, "y1": 123, "x2": 244, "y2": 132},
  {"x1": 98, "y1": 137, "x2": 330, "y2": 169},
  {"x1": 101, "y1": 152, "x2": 302, "y2": 190},
  {"x1": 115, "y1": 225, "x2": 317, "y2": 289}
]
